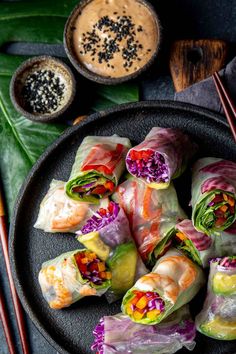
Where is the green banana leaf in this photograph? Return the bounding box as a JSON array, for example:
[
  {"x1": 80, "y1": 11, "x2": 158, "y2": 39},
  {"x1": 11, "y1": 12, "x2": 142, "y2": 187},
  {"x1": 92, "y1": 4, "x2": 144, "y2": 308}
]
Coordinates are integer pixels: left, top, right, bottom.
[{"x1": 0, "y1": 0, "x2": 139, "y2": 218}]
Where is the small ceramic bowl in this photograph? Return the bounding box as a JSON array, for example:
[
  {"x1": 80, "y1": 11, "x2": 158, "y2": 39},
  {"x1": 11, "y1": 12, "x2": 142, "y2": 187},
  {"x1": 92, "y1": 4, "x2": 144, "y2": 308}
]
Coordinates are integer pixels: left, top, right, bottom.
[
  {"x1": 10, "y1": 56, "x2": 76, "y2": 123},
  {"x1": 64, "y1": 0, "x2": 161, "y2": 85}
]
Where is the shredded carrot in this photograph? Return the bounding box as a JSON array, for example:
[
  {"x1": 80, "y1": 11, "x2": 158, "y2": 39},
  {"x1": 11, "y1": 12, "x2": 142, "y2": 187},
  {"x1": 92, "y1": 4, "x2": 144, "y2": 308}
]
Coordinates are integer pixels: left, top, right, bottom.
[
  {"x1": 128, "y1": 181, "x2": 137, "y2": 225},
  {"x1": 176, "y1": 232, "x2": 186, "y2": 241},
  {"x1": 99, "y1": 271, "x2": 107, "y2": 279},
  {"x1": 220, "y1": 205, "x2": 228, "y2": 213},
  {"x1": 105, "y1": 272, "x2": 112, "y2": 279},
  {"x1": 143, "y1": 187, "x2": 162, "y2": 220},
  {"x1": 228, "y1": 197, "x2": 235, "y2": 207}
]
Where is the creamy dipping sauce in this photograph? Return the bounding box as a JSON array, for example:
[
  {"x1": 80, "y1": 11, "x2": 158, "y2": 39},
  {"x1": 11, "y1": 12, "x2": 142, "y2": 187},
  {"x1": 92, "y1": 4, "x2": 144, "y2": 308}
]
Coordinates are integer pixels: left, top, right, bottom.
[{"x1": 72, "y1": 0, "x2": 159, "y2": 78}]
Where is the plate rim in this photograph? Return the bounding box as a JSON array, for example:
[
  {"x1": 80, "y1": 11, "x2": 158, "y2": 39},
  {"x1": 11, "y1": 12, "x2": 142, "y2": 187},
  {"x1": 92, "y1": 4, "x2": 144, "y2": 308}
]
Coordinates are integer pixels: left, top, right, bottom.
[{"x1": 9, "y1": 100, "x2": 229, "y2": 354}]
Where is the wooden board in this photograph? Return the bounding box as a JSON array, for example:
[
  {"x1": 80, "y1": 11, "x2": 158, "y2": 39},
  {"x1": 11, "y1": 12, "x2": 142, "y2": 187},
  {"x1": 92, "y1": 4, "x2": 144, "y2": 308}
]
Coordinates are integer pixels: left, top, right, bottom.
[{"x1": 170, "y1": 39, "x2": 228, "y2": 92}]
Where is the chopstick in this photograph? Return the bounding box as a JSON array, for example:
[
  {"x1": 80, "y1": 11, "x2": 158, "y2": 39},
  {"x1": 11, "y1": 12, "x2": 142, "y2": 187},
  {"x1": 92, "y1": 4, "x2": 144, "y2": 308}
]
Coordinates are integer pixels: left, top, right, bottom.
[
  {"x1": 213, "y1": 72, "x2": 236, "y2": 142},
  {"x1": 0, "y1": 185, "x2": 30, "y2": 354},
  {"x1": 0, "y1": 277, "x2": 16, "y2": 354}
]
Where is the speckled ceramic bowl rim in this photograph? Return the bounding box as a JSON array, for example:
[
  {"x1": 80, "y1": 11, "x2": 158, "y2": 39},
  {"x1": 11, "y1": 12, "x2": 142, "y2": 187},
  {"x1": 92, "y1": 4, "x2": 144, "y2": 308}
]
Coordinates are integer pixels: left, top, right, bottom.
[
  {"x1": 64, "y1": 0, "x2": 162, "y2": 85},
  {"x1": 10, "y1": 55, "x2": 76, "y2": 123}
]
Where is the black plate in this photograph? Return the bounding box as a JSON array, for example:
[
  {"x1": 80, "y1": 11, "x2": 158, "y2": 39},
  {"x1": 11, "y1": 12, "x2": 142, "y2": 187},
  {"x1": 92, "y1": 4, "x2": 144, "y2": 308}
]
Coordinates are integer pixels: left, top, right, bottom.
[{"x1": 9, "y1": 101, "x2": 236, "y2": 354}]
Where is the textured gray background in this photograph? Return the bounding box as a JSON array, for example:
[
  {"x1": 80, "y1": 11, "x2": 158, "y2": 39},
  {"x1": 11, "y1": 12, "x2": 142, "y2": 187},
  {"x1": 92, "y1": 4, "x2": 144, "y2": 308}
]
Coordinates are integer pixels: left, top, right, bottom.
[{"x1": 1, "y1": 0, "x2": 236, "y2": 353}]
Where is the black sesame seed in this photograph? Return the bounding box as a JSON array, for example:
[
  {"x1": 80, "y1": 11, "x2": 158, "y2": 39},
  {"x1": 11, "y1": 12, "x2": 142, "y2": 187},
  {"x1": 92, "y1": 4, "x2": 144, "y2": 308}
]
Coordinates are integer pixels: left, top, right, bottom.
[
  {"x1": 22, "y1": 69, "x2": 65, "y2": 114},
  {"x1": 80, "y1": 15, "x2": 146, "y2": 69}
]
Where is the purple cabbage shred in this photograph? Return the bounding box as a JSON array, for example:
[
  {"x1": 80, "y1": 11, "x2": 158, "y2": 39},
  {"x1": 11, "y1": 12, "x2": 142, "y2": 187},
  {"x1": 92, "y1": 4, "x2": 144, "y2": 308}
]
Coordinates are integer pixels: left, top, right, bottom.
[
  {"x1": 91, "y1": 318, "x2": 104, "y2": 354},
  {"x1": 126, "y1": 151, "x2": 169, "y2": 183},
  {"x1": 210, "y1": 256, "x2": 236, "y2": 268},
  {"x1": 91, "y1": 317, "x2": 196, "y2": 353},
  {"x1": 78, "y1": 202, "x2": 120, "y2": 235}
]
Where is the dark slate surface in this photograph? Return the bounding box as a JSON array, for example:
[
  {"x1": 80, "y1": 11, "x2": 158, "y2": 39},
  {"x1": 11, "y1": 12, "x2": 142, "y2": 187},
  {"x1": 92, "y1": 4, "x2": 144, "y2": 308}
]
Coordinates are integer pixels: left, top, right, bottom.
[{"x1": 1, "y1": 0, "x2": 236, "y2": 353}]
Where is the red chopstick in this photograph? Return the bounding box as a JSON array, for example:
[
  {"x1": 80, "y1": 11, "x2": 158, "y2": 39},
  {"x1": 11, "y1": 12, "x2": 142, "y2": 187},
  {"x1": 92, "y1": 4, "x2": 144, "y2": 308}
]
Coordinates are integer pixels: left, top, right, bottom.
[
  {"x1": 0, "y1": 278, "x2": 16, "y2": 354},
  {"x1": 0, "y1": 186, "x2": 30, "y2": 354},
  {"x1": 213, "y1": 72, "x2": 236, "y2": 142}
]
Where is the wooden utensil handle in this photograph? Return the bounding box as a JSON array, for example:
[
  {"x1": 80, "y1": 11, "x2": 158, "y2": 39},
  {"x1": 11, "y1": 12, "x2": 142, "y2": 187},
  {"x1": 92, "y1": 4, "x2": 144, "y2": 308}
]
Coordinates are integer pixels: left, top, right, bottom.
[
  {"x1": 170, "y1": 39, "x2": 228, "y2": 92},
  {"x1": 0, "y1": 187, "x2": 30, "y2": 354},
  {"x1": 0, "y1": 188, "x2": 5, "y2": 217},
  {"x1": 0, "y1": 282, "x2": 17, "y2": 354}
]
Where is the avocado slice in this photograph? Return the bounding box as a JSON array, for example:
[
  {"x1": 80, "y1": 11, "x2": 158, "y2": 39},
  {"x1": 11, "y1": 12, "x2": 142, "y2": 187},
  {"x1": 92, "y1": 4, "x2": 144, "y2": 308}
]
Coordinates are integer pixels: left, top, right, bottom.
[
  {"x1": 212, "y1": 273, "x2": 236, "y2": 296},
  {"x1": 77, "y1": 231, "x2": 110, "y2": 261},
  {"x1": 200, "y1": 316, "x2": 236, "y2": 340},
  {"x1": 107, "y1": 241, "x2": 137, "y2": 295}
]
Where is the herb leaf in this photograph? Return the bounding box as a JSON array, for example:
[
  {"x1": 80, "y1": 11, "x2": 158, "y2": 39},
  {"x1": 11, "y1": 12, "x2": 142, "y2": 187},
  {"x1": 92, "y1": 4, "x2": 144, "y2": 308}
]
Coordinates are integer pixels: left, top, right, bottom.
[{"x1": 0, "y1": 1, "x2": 139, "y2": 218}]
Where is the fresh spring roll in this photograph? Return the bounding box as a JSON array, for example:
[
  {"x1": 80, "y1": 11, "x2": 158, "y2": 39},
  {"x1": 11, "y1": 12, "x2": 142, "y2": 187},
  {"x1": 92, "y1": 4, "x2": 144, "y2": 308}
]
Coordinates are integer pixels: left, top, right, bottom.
[
  {"x1": 196, "y1": 257, "x2": 236, "y2": 340},
  {"x1": 34, "y1": 180, "x2": 109, "y2": 233},
  {"x1": 76, "y1": 201, "x2": 148, "y2": 302},
  {"x1": 173, "y1": 219, "x2": 214, "y2": 268},
  {"x1": 66, "y1": 135, "x2": 131, "y2": 203},
  {"x1": 126, "y1": 127, "x2": 197, "y2": 189},
  {"x1": 38, "y1": 249, "x2": 111, "y2": 309},
  {"x1": 113, "y1": 178, "x2": 186, "y2": 266},
  {"x1": 121, "y1": 249, "x2": 204, "y2": 325},
  {"x1": 92, "y1": 305, "x2": 196, "y2": 354},
  {"x1": 191, "y1": 158, "x2": 236, "y2": 234}
]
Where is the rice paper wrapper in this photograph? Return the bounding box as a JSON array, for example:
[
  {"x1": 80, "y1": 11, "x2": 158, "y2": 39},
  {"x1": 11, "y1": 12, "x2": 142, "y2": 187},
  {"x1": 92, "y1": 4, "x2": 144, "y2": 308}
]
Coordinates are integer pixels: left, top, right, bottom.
[
  {"x1": 191, "y1": 158, "x2": 236, "y2": 235},
  {"x1": 38, "y1": 249, "x2": 111, "y2": 309},
  {"x1": 196, "y1": 257, "x2": 236, "y2": 340},
  {"x1": 113, "y1": 178, "x2": 186, "y2": 266},
  {"x1": 122, "y1": 249, "x2": 204, "y2": 324},
  {"x1": 66, "y1": 135, "x2": 131, "y2": 203},
  {"x1": 34, "y1": 180, "x2": 109, "y2": 233},
  {"x1": 174, "y1": 219, "x2": 236, "y2": 267},
  {"x1": 126, "y1": 127, "x2": 197, "y2": 189},
  {"x1": 174, "y1": 219, "x2": 215, "y2": 268},
  {"x1": 92, "y1": 305, "x2": 196, "y2": 354},
  {"x1": 214, "y1": 222, "x2": 236, "y2": 257},
  {"x1": 77, "y1": 205, "x2": 147, "y2": 302}
]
